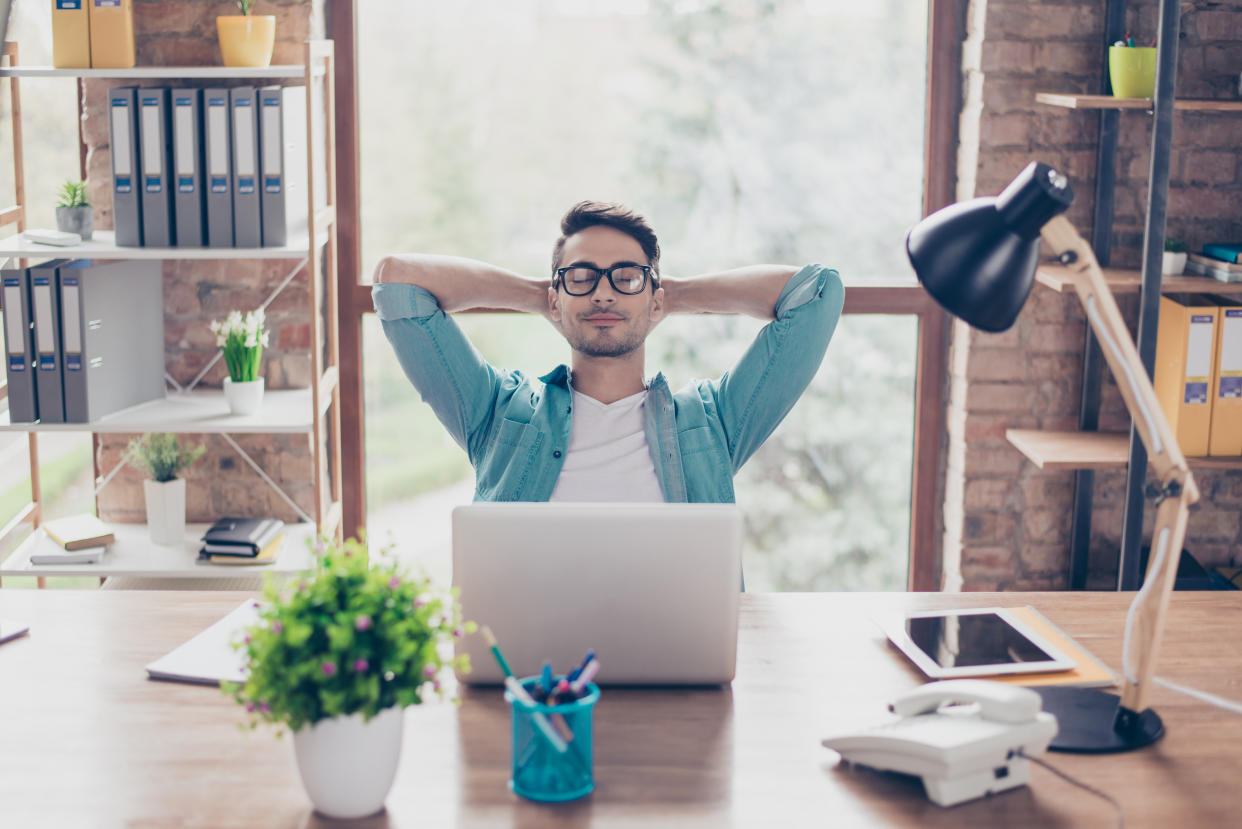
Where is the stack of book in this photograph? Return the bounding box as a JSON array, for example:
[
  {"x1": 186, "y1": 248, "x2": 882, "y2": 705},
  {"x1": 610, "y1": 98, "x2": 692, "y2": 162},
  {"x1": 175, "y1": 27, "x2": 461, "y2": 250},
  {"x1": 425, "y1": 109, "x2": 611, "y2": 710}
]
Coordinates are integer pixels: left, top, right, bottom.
[
  {"x1": 198, "y1": 517, "x2": 285, "y2": 566},
  {"x1": 32, "y1": 514, "x2": 116, "y2": 565},
  {"x1": 1186, "y1": 243, "x2": 1242, "y2": 283}
]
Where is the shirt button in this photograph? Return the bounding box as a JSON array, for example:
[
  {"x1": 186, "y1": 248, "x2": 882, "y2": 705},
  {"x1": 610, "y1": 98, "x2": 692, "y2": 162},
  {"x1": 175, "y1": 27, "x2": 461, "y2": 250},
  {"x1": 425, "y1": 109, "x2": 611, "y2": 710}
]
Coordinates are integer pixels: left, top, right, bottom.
[{"x1": 553, "y1": 450, "x2": 563, "y2": 458}]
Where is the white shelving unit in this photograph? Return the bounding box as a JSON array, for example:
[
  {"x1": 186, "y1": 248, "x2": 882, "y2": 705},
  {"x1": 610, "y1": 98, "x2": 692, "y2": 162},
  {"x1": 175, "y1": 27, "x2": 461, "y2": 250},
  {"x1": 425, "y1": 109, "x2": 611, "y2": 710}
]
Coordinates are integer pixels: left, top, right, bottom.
[{"x1": 0, "y1": 42, "x2": 344, "y2": 583}]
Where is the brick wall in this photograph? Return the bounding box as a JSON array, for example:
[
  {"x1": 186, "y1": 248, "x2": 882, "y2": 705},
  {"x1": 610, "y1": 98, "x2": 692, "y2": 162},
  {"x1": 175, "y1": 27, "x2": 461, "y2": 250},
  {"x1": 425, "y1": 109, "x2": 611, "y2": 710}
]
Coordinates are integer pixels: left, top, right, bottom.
[
  {"x1": 949, "y1": 0, "x2": 1242, "y2": 590},
  {"x1": 86, "y1": 0, "x2": 328, "y2": 525}
]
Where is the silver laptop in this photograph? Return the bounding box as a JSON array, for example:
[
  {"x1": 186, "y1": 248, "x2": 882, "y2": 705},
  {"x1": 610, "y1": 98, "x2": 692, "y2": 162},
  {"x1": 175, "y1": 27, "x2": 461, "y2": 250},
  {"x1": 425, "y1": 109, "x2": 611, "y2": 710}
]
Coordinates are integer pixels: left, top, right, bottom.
[{"x1": 453, "y1": 502, "x2": 742, "y2": 686}]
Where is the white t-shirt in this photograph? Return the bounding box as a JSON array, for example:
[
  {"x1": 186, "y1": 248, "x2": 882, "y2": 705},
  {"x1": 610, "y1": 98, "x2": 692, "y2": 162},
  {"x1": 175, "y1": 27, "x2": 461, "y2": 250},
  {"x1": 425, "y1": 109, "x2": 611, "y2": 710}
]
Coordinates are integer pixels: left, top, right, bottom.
[{"x1": 548, "y1": 389, "x2": 666, "y2": 502}]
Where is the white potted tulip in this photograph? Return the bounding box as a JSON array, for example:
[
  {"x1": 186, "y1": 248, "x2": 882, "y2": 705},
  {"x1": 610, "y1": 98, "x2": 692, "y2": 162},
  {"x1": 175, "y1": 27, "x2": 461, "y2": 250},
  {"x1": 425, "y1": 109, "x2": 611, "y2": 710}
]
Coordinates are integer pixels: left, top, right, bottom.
[
  {"x1": 1163, "y1": 237, "x2": 1188, "y2": 275},
  {"x1": 211, "y1": 308, "x2": 270, "y2": 416},
  {"x1": 127, "y1": 433, "x2": 205, "y2": 545},
  {"x1": 225, "y1": 537, "x2": 475, "y2": 819}
]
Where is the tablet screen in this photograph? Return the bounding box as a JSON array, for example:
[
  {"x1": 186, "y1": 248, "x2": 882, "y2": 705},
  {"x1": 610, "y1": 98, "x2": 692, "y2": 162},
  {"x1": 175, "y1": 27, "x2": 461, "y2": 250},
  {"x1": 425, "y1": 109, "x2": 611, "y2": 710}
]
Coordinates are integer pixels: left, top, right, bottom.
[{"x1": 905, "y1": 611, "x2": 1055, "y2": 668}]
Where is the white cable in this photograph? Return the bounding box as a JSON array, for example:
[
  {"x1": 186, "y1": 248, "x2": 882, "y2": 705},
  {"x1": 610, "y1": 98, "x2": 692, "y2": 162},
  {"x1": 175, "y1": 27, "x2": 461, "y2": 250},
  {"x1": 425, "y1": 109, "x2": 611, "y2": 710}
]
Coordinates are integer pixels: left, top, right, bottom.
[
  {"x1": 1121, "y1": 525, "x2": 1170, "y2": 684},
  {"x1": 1021, "y1": 751, "x2": 1124, "y2": 828},
  {"x1": 1153, "y1": 676, "x2": 1242, "y2": 716},
  {"x1": 1086, "y1": 294, "x2": 1162, "y2": 455}
]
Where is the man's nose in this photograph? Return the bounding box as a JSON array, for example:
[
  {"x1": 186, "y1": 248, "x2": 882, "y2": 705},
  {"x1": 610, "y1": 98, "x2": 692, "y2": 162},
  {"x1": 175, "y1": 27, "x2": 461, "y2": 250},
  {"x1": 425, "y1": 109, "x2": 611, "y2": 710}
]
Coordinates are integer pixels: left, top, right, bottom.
[{"x1": 591, "y1": 277, "x2": 617, "y2": 303}]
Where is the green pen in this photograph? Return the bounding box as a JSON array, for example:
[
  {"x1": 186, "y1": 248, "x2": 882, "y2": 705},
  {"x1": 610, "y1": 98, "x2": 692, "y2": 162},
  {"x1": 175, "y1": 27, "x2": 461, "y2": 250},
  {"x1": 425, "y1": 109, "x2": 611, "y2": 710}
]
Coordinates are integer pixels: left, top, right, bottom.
[{"x1": 482, "y1": 625, "x2": 514, "y2": 678}]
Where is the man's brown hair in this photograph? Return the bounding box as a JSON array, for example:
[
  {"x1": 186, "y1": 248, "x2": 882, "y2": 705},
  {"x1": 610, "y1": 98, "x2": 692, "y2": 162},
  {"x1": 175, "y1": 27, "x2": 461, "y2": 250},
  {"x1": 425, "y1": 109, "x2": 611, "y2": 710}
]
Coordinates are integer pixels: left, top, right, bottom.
[{"x1": 551, "y1": 201, "x2": 661, "y2": 289}]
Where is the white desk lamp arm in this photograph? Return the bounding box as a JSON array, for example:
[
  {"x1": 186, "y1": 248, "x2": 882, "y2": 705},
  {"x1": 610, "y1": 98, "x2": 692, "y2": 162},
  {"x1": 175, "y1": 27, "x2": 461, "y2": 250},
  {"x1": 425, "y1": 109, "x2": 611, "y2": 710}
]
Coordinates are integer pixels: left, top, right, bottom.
[{"x1": 1039, "y1": 215, "x2": 1199, "y2": 715}]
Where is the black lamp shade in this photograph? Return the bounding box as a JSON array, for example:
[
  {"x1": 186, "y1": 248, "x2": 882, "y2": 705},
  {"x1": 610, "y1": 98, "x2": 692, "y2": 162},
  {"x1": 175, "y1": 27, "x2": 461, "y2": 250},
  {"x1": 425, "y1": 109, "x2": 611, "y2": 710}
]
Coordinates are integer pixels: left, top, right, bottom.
[{"x1": 907, "y1": 162, "x2": 1075, "y2": 333}]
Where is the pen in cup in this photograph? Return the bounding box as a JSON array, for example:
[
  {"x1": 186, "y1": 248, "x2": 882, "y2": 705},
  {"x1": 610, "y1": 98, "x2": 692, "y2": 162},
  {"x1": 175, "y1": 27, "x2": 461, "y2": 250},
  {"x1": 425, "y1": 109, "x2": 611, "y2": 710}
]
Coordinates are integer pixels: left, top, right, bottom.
[{"x1": 482, "y1": 626, "x2": 571, "y2": 752}]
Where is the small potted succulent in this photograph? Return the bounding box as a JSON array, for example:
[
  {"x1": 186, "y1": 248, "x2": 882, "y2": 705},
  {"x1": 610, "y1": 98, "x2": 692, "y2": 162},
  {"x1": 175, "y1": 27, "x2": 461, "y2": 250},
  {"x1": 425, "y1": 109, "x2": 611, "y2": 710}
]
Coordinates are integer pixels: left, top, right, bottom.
[
  {"x1": 210, "y1": 307, "x2": 269, "y2": 415},
  {"x1": 127, "y1": 433, "x2": 205, "y2": 545},
  {"x1": 217, "y1": 1, "x2": 277, "y2": 68},
  {"x1": 55, "y1": 179, "x2": 92, "y2": 240},
  {"x1": 1163, "y1": 238, "x2": 1188, "y2": 275},
  {"x1": 225, "y1": 536, "x2": 475, "y2": 819}
]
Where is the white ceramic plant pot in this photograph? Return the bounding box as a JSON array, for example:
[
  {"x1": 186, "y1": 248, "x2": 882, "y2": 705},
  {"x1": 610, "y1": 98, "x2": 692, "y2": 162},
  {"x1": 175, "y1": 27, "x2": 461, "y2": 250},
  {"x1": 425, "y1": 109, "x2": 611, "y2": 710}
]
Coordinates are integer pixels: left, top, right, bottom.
[
  {"x1": 1162, "y1": 251, "x2": 1187, "y2": 275},
  {"x1": 143, "y1": 478, "x2": 186, "y2": 546},
  {"x1": 292, "y1": 706, "x2": 405, "y2": 819},
  {"x1": 224, "y1": 377, "x2": 264, "y2": 416}
]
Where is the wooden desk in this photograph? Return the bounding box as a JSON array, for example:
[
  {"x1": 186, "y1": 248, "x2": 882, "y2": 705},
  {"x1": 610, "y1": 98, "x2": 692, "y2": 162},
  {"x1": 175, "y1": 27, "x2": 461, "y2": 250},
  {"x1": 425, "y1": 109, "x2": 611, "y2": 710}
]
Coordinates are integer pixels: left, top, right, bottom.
[{"x1": 1, "y1": 591, "x2": 1239, "y2": 827}]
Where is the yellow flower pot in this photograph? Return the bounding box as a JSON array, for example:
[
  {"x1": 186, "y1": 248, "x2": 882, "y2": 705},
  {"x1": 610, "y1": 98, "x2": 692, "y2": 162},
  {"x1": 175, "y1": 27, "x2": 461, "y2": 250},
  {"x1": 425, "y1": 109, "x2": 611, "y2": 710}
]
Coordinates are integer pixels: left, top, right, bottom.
[
  {"x1": 217, "y1": 15, "x2": 276, "y2": 68},
  {"x1": 1109, "y1": 46, "x2": 1157, "y2": 98}
]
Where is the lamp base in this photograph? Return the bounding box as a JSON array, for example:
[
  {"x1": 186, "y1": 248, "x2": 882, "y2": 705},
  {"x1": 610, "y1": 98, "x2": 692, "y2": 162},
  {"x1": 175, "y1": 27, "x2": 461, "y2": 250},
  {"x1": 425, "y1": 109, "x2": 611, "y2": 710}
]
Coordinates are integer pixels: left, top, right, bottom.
[{"x1": 1033, "y1": 686, "x2": 1163, "y2": 753}]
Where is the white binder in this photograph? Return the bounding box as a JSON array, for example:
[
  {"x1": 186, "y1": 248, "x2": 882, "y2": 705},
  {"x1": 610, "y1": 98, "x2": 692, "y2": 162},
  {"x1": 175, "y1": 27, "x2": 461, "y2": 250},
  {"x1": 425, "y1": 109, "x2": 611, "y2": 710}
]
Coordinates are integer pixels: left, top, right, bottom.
[
  {"x1": 139, "y1": 87, "x2": 174, "y2": 247},
  {"x1": 109, "y1": 86, "x2": 143, "y2": 246},
  {"x1": 258, "y1": 85, "x2": 309, "y2": 247}
]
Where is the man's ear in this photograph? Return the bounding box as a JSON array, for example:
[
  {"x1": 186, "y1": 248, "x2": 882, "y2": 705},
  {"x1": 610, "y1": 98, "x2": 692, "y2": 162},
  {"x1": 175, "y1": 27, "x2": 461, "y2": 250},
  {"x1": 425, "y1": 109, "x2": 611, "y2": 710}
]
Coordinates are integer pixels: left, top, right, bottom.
[
  {"x1": 548, "y1": 286, "x2": 562, "y2": 321},
  {"x1": 649, "y1": 285, "x2": 666, "y2": 323}
]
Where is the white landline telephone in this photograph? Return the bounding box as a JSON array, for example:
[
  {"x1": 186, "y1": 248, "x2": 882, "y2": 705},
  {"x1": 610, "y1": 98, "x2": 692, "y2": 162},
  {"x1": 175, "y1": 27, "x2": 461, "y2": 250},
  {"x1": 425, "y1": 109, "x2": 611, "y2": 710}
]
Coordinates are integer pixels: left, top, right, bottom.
[{"x1": 821, "y1": 680, "x2": 1058, "y2": 807}]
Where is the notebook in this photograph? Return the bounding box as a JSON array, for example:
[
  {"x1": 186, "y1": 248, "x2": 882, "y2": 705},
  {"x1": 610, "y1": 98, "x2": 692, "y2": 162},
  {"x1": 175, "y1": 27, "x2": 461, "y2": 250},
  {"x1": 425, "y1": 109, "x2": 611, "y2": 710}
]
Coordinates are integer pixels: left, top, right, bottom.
[
  {"x1": 452, "y1": 502, "x2": 743, "y2": 686},
  {"x1": 144, "y1": 601, "x2": 258, "y2": 685},
  {"x1": 42, "y1": 514, "x2": 115, "y2": 550}
]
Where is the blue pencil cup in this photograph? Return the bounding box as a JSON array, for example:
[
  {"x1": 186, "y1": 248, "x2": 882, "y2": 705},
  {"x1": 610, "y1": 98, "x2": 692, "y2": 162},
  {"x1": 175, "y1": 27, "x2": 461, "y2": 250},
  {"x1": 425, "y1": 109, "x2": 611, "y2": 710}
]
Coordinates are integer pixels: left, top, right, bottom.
[{"x1": 505, "y1": 676, "x2": 600, "y2": 802}]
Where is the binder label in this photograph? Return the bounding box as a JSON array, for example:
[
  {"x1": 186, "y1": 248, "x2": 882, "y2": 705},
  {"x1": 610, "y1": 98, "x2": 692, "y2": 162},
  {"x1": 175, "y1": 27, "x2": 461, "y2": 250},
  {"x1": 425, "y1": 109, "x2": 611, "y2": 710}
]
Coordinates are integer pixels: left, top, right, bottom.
[
  {"x1": 264, "y1": 175, "x2": 282, "y2": 194},
  {"x1": 66, "y1": 355, "x2": 82, "y2": 371},
  {"x1": 1184, "y1": 382, "x2": 1208, "y2": 405},
  {"x1": 1221, "y1": 376, "x2": 1242, "y2": 399},
  {"x1": 57, "y1": 1, "x2": 83, "y2": 9},
  {"x1": 178, "y1": 176, "x2": 195, "y2": 193},
  {"x1": 210, "y1": 176, "x2": 228, "y2": 194},
  {"x1": 39, "y1": 354, "x2": 56, "y2": 371},
  {"x1": 115, "y1": 175, "x2": 132, "y2": 194},
  {"x1": 145, "y1": 176, "x2": 163, "y2": 194},
  {"x1": 8, "y1": 357, "x2": 25, "y2": 371},
  {"x1": 238, "y1": 176, "x2": 256, "y2": 195},
  {"x1": 94, "y1": 0, "x2": 122, "y2": 7},
  {"x1": 1184, "y1": 315, "x2": 1215, "y2": 407}
]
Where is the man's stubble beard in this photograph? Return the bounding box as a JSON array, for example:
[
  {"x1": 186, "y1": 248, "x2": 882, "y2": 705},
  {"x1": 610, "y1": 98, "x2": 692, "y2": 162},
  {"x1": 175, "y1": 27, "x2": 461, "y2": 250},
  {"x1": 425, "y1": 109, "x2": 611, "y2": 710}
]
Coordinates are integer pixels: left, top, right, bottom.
[{"x1": 564, "y1": 317, "x2": 650, "y2": 358}]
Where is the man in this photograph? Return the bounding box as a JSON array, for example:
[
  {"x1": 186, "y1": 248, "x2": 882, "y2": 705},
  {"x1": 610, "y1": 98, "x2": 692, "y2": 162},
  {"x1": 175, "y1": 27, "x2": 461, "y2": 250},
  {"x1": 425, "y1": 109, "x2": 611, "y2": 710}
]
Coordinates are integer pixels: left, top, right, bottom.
[{"x1": 371, "y1": 201, "x2": 843, "y2": 502}]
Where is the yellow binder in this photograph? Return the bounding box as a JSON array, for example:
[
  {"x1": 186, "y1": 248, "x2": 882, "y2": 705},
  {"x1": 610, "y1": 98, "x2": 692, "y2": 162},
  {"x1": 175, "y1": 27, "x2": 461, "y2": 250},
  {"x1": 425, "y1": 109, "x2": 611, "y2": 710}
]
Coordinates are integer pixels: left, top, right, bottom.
[
  {"x1": 1153, "y1": 295, "x2": 1218, "y2": 457},
  {"x1": 52, "y1": 0, "x2": 92, "y2": 69},
  {"x1": 1209, "y1": 298, "x2": 1242, "y2": 456},
  {"x1": 88, "y1": 0, "x2": 135, "y2": 69}
]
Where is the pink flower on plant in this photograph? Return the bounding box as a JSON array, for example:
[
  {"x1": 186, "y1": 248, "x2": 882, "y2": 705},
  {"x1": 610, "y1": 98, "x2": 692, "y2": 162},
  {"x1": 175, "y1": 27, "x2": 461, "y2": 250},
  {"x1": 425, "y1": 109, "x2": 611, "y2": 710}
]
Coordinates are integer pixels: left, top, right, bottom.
[
  {"x1": 246, "y1": 703, "x2": 256, "y2": 713},
  {"x1": 322, "y1": 661, "x2": 336, "y2": 677},
  {"x1": 260, "y1": 702, "x2": 270, "y2": 713},
  {"x1": 389, "y1": 576, "x2": 401, "y2": 588},
  {"x1": 355, "y1": 615, "x2": 372, "y2": 632},
  {"x1": 271, "y1": 621, "x2": 283, "y2": 634},
  {"x1": 354, "y1": 658, "x2": 369, "y2": 673},
  {"x1": 453, "y1": 627, "x2": 464, "y2": 639},
  {"x1": 414, "y1": 595, "x2": 428, "y2": 608},
  {"x1": 423, "y1": 664, "x2": 437, "y2": 678},
  {"x1": 314, "y1": 539, "x2": 328, "y2": 554}
]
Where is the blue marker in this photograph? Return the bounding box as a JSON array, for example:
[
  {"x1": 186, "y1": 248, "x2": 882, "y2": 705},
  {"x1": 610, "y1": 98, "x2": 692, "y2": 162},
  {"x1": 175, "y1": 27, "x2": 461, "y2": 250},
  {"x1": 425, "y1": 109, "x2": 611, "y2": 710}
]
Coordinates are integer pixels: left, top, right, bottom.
[
  {"x1": 541, "y1": 662, "x2": 554, "y2": 694},
  {"x1": 567, "y1": 649, "x2": 595, "y2": 683}
]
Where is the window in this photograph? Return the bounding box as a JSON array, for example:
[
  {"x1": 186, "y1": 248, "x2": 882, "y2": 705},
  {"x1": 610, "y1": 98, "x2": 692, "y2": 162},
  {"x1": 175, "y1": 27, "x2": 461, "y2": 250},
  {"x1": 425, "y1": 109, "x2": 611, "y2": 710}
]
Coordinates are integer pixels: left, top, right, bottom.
[{"x1": 359, "y1": 0, "x2": 928, "y2": 589}]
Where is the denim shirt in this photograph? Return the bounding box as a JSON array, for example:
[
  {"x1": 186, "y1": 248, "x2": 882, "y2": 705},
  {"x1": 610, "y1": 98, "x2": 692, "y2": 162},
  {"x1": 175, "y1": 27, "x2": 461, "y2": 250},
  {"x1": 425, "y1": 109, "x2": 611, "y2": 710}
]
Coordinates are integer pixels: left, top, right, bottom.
[{"x1": 372, "y1": 263, "x2": 843, "y2": 502}]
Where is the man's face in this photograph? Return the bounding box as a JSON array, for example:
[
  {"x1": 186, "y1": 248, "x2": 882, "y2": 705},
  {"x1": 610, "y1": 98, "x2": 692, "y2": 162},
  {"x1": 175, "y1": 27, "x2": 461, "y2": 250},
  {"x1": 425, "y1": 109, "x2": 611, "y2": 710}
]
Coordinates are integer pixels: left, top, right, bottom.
[{"x1": 549, "y1": 225, "x2": 665, "y2": 358}]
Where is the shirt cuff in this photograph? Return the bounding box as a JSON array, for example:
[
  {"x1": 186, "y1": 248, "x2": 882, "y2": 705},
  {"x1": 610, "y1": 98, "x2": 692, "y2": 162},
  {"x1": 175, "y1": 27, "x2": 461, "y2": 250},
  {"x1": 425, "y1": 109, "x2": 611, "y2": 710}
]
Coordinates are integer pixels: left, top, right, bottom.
[
  {"x1": 371, "y1": 282, "x2": 443, "y2": 321},
  {"x1": 774, "y1": 264, "x2": 837, "y2": 319}
]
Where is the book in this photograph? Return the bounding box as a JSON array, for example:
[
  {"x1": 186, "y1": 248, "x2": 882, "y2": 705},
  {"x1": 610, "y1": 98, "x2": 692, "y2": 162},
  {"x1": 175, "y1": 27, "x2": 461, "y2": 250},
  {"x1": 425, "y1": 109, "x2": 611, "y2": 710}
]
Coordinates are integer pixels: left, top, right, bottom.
[
  {"x1": 201, "y1": 517, "x2": 284, "y2": 555},
  {"x1": 1203, "y1": 243, "x2": 1242, "y2": 264},
  {"x1": 42, "y1": 513, "x2": 115, "y2": 550},
  {"x1": 990, "y1": 606, "x2": 1118, "y2": 689},
  {"x1": 198, "y1": 533, "x2": 283, "y2": 566},
  {"x1": 145, "y1": 601, "x2": 258, "y2": 686},
  {"x1": 1187, "y1": 254, "x2": 1242, "y2": 284},
  {"x1": 29, "y1": 539, "x2": 106, "y2": 565}
]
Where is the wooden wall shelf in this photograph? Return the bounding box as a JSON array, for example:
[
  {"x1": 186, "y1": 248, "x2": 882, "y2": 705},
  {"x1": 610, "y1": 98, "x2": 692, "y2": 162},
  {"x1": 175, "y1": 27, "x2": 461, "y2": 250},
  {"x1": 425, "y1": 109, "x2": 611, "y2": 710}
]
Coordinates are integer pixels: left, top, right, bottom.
[
  {"x1": 1036, "y1": 264, "x2": 1242, "y2": 294},
  {"x1": 1006, "y1": 429, "x2": 1242, "y2": 471},
  {"x1": 1036, "y1": 93, "x2": 1242, "y2": 111}
]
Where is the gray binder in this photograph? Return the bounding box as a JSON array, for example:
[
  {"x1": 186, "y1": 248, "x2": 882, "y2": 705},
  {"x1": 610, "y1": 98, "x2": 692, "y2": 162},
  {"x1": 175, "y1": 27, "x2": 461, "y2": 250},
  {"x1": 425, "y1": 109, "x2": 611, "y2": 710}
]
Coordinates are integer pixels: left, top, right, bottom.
[
  {"x1": 258, "y1": 85, "x2": 307, "y2": 247},
  {"x1": 109, "y1": 86, "x2": 143, "y2": 246},
  {"x1": 202, "y1": 87, "x2": 233, "y2": 247},
  {"x1": 58, "y1": 259, "x2": 165, "y2": 424},
  {"x1": 171, "y1": 87, "x2": 205, "y2": 247},
  {"x1": 30, "y1": 259, "x2": 70, "y2": 423},
  {"x1": 139, "y1": 87, "x2": 174, "y2": 247},
  {"x1": 230, "y1": 86, "x2": 261, "y2": 247},
  {"x1": 1, "y1": 265, "x2": 37, "y2": 422}
]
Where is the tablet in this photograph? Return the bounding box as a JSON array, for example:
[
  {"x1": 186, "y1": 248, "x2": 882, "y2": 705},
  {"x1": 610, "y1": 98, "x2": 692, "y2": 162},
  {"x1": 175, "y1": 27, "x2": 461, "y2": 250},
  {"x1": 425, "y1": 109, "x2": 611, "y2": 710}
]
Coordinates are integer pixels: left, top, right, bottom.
[{"x1": 884, "y1": 607, "x2": 1077, "y2": 679}]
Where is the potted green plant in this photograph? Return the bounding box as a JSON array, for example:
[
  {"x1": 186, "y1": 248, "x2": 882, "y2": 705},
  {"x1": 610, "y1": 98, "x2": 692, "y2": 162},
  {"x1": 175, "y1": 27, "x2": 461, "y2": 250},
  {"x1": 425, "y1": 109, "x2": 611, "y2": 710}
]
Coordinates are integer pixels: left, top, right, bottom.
[
  {"x1": 1163, "y1": 237, "x2": 1188, "y2": 275},
  {"x1": 210, "y1": 307, "x2": 269, "y2": 415},
  {"x1": 127, "y1": 433, "x2": 205, "y2": 545},
  {"x1": 225, "y1": 536, "x2": 474, "y2": 819},
  {"x1": 55, "y1": 179, "x2": 92, "y2": 240},
  {"x1": 217, "y1": 1, "x2": 276, "y2": 68}
]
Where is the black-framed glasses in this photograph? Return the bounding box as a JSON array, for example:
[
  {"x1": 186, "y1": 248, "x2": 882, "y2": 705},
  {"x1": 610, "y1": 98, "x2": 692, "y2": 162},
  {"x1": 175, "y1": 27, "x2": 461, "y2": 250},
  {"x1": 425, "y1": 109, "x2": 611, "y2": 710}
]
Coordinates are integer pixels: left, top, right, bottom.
[{"x1": 555, "y1": 264, "x2": 651, "y2": 296}]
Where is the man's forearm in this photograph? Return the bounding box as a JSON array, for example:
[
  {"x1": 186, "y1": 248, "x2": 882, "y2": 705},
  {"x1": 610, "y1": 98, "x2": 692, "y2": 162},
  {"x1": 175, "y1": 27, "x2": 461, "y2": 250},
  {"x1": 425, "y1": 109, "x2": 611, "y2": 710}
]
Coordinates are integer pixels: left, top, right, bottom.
[
  {"x1": 373, "y1": 254, "x2": 549, "y2": 314},
  {"x1": 661, "y1": 265, "x2": 800, "y2": 320}
]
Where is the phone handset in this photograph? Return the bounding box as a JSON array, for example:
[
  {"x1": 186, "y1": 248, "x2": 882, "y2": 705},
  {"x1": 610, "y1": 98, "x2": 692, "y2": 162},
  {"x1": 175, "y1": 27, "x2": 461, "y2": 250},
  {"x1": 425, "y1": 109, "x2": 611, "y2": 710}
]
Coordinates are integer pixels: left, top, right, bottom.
[{"x1": 888, "y1": 679, "x2": 1042, "y2": 724}]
